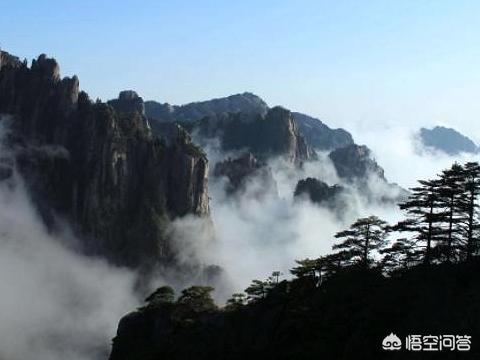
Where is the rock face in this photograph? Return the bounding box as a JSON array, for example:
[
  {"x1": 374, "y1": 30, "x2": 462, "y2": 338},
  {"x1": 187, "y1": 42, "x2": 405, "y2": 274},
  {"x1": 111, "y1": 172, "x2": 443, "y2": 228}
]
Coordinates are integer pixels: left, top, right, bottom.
[
  {"x1": 214, "y1": 152, "x2": 277, "y2": 195},
  {"x1": 0, "y1": 51, "x2": 210, "y2": 268},
  {"x1": 419, "y1": 126, "x2": 478, "y2": 155},
  {"x1": 328, "y1": 144, "x2": 408, "y2": 203},
  {"x1": 329, "y1": 144, "x2": 385, "y2": 182},
  {"x1": 108, "y1": 90, "x2": 146, "y2": 116},
  {"x1": 191, "y1": 106, "x2": 315, "y2": 163},
  {"x1": 294, "y1": 177, "x2": 344, "y2": 207},
  {"x1": 145, "y1": 92, "x2": 268, "y2": 122},
  {"x1": 292, "y1": 112, "x2": 353, "y2": 151}
]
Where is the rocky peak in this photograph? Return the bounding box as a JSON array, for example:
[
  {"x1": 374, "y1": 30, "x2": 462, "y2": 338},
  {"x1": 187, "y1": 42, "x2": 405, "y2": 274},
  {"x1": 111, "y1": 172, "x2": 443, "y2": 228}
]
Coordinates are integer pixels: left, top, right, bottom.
[
  {"x1": 291, "y1": 112, "x2": 354, "y2": 151},
  {"x1": 262, "y1": 106, "x2": 314, "y2": 162},
  {"x1": 0, "y1": 53, "x2": 79, "y2": 140},
  {"x1": 419, "y1": 126, "x2": 478, "y2": 155},
  {"x1": 214, "y1": 152, "x2": 277, "y2": 196},
  {"x1": 190, "y1": 107, "x2": 315, "y2": 163},
  {"x1": 328, "y1": 144, "x2": 385, "y2": 181},
  {"x1": 294, "y1": 177, "x2": 344, "y2": 208},
  {"x1": 0, "y1": 50, "x2": 211, "y2": 269},
  {"x1": 108, "y1": 90, "x2": 145, "y2": 116},
  {"x1": 0, "y1": 50, "x2": 22, "y2": 70},
  {"x1": 31, "y1": 53, "x2": 61, "y2": 82}
]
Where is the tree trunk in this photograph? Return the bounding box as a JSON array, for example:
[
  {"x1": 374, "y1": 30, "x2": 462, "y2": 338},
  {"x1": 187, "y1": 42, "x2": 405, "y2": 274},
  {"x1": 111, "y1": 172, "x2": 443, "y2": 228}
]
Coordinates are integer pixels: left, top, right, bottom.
[
  {"x1": 447, "y1": 193, "x2": 454, "y2": 263},
  {"x1": 425, "y1": 198, "x2": 433, "y2": 265},
  {"x1": 364, "y1": 224, "x2": 370, "y2": 268},
  {"x1": 467, "y1": 190, "x2": 475, "y2": 261}
]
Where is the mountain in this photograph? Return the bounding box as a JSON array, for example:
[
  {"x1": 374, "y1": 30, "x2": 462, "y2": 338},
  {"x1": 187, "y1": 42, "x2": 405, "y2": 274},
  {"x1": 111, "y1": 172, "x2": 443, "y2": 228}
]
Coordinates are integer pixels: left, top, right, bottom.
[
  {"x1": 145, "y1": 92, "x2": 268, "y2": 122},
  {"x1": 329, "y1": 144, "x2": 385, "y2": 182},
  {"x1": 291, "y1": 112, "x2": 353, "y2": 151},
  {"x1": 419, "y1": 126, "x2": 478, "y2": 155},
  {"x1": 214, "y1": 152, "x2": 277, "y2": 196},
  {"x1": 294, "y1": 177, "x2": 345, "y2": 209},
  {"x1": 328, "y1": 144, "x2": 407, "y2": 202},
  {"x1": 145, "y1": 93, "x2": 354, "y2": 152},
  {"x1": 0, "y1": 51, "x2": 210, "y2": 269},
  {"x1": 187, "y1": 106, "x2": 315, "y2": 163}
]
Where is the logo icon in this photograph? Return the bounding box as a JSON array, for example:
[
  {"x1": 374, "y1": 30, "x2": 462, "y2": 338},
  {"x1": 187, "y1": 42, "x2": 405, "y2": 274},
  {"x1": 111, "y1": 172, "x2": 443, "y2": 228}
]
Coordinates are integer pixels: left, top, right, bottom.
[{"x1": 383, "y1": 333, "x2": 402, "y2": 350}]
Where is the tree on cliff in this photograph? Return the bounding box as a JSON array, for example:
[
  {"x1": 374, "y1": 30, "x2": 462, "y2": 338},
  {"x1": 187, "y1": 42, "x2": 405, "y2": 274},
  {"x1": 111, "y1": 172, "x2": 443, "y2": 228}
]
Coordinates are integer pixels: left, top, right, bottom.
[
  {"x1": 177, "y1": 286, "x2": 217, "y2": 313},
  {"x1": 393, "y1": 178, "x2": 443, "y2": 265},
  {"x1": 225, "y1": 293, "x2": 247, "y2": 311},
  {"x1": 245, "y1": 279, "x2": 271, "y2": 302},
  {"x1": 379, "y1": 238, "x2": 421, "y2": 273},
  {"x1": 290, "y1": 253, "x2": 351, "y2": 288},
  {"x1": 145, "y1": 286, "x2": 175, "y2": 308},
  {"x1": 459, "y1": 162, "x2": 480, "y2": 260},
  {"x1": 435, "y1": 163, "x2": 467, "y2": 262},
  {"x1": 332, "y1": 216, "x2": 389, "y2": 268}
]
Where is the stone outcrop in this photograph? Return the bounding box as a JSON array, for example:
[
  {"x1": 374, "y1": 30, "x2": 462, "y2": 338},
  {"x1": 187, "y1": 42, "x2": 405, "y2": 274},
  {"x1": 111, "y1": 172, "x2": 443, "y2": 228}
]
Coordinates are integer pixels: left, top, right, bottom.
[
  {"x1": 190, "y1": 106, "x2": 315, "y2": 163},
  {"x1": 328, "y1": 144, "x2": 385, "y2": 182},
  {"x1": 0, "y1": 50, "x2": 210, "y2": 268},
  {"x1": 294, "y1": 177, "x2": 344, "y2": 207},
  {"x1": 213, "y1": 152, "x2": 277, "y2": 196},
  {"x1": 328, "y1": 144, "x2": 408, "y2": 203},
  {"x1": 292, "y1": 112, "x2": 353, "y2": 151},
  {"x1": 108, "y1": 90, "x2": 146, "y2": 116}
]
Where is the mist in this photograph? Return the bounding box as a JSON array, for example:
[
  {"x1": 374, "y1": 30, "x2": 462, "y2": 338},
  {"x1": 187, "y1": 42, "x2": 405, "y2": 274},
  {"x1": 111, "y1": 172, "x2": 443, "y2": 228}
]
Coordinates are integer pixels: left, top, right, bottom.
[
  {"x1": 0, "y1": 122, "x2": 139, "y2": 360},
  {"x1": 170, "y1": 137, "x2": 406, "y2": 302},
  {"x1": 170, "y1": 122, "x2": 480, "y2": 302},
  {"x1": 352, "y1": 123, "x2": 478, "y2": 189},
  {"x1": 1, "y1": 112, "x2": 475, "y2": 358}
]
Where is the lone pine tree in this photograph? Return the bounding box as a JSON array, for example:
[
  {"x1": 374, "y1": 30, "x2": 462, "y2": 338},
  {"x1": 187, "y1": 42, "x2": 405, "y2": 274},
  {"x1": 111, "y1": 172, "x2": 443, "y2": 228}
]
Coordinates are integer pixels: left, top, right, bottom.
[{"x1": 332, "y1": 215, "x2": 389, "y2": 268}]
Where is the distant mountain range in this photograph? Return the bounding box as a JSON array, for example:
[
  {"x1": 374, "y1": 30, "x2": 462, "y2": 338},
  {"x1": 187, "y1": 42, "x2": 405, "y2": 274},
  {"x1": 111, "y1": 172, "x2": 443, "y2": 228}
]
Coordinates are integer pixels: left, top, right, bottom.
[
  {"x1": 419, "y1": 126, "x2": 478, "y2": 155},
  {"x1": 145, "y1": 93, "x2": 354, "y2": 152}
]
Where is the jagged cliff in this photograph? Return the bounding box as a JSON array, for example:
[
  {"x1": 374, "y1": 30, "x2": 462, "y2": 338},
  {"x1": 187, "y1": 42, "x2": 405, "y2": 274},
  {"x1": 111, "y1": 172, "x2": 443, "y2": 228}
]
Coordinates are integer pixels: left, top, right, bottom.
[
  {"x1": 291, "y1": 112, "x2": 353, "y2": 151},
  {"x1": 294, "y1": 177, "x2": 344, "y2": 207},
  {"x1": 214, "y1": 152, "x2": 278, "y2": 196},
  {"x1": 186, "y1": 106, "x2": 315, "y2": 163},
  {"x1": 329, "y1": 144, "x2": 385, "y2": 182},
  {"x1": 0, "y1": 51, "x2": 210, "y2": 268}
]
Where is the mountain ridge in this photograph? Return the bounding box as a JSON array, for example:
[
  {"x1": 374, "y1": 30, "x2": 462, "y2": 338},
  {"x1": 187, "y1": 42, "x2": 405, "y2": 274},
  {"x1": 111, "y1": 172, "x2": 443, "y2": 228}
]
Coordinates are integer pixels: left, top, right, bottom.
[
  {"x1": 419, "y1": 126, "x2": 478, "y2": 155},
  {"x1": 145, "y1": 92, "x2": 354, "y2": 152}
]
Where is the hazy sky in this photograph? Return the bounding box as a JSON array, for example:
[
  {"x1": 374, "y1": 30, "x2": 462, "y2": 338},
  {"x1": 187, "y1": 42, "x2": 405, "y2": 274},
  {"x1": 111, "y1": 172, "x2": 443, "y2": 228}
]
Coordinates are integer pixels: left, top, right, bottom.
[{"x1": 2, "y1": 0, "x2": 480, "y2": 137}]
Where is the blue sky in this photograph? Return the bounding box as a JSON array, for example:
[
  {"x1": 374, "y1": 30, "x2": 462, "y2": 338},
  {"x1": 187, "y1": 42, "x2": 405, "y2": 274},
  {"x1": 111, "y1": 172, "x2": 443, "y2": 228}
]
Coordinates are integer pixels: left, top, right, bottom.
[{"x1": 2, "y1": 0, "x2": 480, "y2": 136}]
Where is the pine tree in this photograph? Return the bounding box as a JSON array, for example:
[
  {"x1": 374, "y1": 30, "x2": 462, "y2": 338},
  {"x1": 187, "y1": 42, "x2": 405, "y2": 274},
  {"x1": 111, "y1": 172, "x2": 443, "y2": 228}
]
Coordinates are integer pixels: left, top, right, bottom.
[
  {"x1": 460, "y1": 162, "x2": 480, "y2": 260},
  {"x1": 245, "y1": 279, "x2": 270, "y2": 302},
  {"x1": 177, "y1": 286, "x2": 217, "y2": 313},
  {"x1": 225, "y1": 293, "x2": 247, "y2": 311},
  {"x1": 332, "y1": 216, "x2": 389, "y2": 268},
  {"x1": 436, "y1": 163, "x2": 467, "y2": 262},
  {"x1": 394, "y1": 178, "x2": 443, "y2": 264},
  {"x1": 379, "y1": 238, "x2": 421, "y2": 273},
  {"x1": 144, "y1": 286, "x2": 175, "y2": 308},
  {"x1": 290, "y1": 258, "x2": 322, "y2": 280}
]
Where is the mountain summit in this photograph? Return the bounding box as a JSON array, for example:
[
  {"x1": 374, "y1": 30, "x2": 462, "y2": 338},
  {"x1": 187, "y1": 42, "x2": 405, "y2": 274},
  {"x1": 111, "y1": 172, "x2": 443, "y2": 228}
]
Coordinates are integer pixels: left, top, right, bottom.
[{"x1": 419, "y1": 126, "x2": 478, "y2": 155}]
